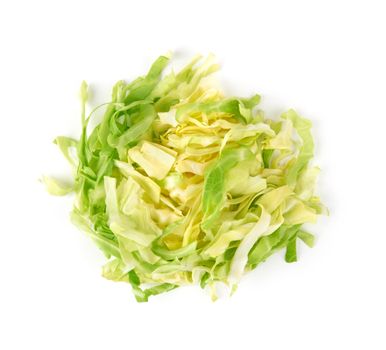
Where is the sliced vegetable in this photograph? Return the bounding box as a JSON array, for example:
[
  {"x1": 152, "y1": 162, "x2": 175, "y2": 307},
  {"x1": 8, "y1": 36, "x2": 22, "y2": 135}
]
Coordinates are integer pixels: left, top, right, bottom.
[{"x1": 46, "y1": 54, "x2": 325, "y2": 301}]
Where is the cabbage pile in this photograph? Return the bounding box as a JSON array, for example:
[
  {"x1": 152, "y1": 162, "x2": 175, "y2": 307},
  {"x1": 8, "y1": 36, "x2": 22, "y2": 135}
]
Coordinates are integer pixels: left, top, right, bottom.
[{"x1": 45, "y1": 55, "x2": 326, "y2": 301}]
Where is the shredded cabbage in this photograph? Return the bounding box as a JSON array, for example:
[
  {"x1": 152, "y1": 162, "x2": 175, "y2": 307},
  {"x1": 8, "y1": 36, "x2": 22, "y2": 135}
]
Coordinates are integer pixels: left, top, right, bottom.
[{"x1": 45, "y1": 54, "x2": 326, "y2": 301}]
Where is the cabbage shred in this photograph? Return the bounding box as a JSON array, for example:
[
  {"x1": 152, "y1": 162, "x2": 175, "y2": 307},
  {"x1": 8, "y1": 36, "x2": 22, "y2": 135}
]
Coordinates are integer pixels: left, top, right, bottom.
[{"x1": 46, "y1": 54, "x2": 326, "y2": 301}]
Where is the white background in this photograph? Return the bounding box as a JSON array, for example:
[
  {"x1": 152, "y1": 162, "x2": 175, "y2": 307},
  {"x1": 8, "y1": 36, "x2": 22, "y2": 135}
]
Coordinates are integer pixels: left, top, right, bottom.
[{"x1": 1, "y1": 1, "x2": 385, "y2": 349}]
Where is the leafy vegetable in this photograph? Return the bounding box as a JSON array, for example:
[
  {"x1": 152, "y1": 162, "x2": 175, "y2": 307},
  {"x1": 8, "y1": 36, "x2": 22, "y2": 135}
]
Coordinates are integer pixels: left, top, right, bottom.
[{"x1": 45, "y1": 54, "x2": 326, "y2": 301}]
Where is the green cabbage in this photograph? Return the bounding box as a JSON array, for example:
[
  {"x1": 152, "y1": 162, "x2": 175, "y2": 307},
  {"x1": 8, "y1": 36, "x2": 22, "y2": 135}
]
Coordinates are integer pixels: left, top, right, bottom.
[{"x1": 45, "y1": 54, "x2": 326, "y2": 301}]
